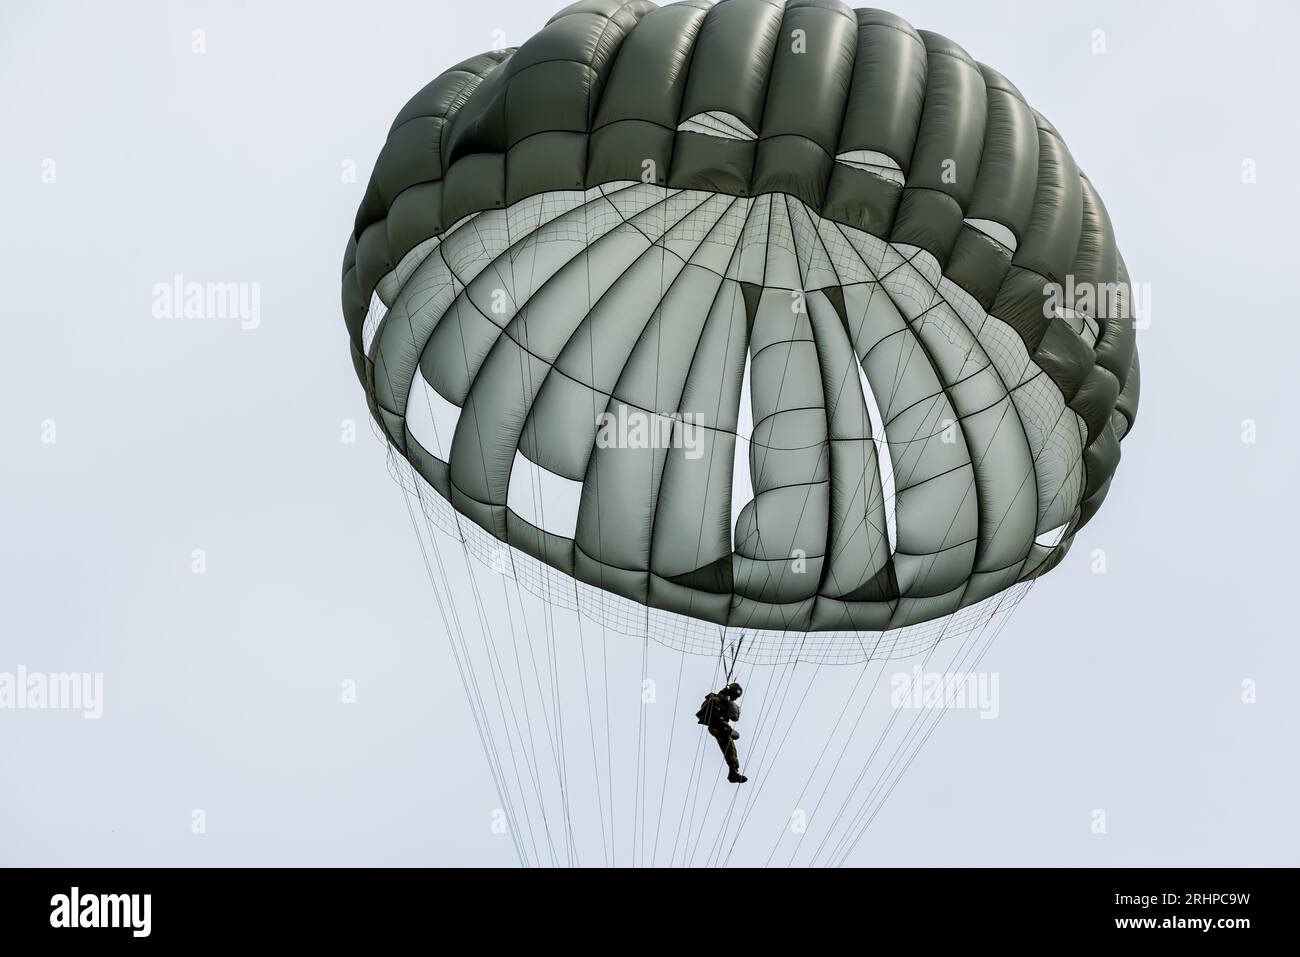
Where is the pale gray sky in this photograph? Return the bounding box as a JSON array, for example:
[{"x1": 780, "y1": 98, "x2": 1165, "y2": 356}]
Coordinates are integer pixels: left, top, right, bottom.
[{"x1": 2, "y1": 0, "x2": 1297, "y2": 866}]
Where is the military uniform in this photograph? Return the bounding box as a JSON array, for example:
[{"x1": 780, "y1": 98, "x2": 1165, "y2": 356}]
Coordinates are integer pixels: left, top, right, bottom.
[{"x1": 705, "y1": 691, "x2": 742, "y2": 772}]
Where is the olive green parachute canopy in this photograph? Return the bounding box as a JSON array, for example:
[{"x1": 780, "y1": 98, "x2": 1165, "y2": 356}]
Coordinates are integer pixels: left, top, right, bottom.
[{"x1": 342, "y1": 0, "x2": 1139, "y2": 653}]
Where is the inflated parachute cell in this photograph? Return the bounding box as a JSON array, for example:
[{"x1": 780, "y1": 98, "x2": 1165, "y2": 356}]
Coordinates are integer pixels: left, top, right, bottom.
[{"x1": 342, "y1": 0, "x2": 1140, "y2": 654}]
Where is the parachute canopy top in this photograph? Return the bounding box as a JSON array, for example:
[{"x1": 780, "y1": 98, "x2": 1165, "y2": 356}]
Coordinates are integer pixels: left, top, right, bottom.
[{"x1": 342, "y1": 0, "x2": 1140, "y2": 641}]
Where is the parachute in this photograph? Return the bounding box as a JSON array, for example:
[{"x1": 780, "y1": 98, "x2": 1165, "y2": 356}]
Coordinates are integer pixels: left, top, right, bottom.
[{"x1": 341, "y1": 0, "x2": 1140, "y2": 866}]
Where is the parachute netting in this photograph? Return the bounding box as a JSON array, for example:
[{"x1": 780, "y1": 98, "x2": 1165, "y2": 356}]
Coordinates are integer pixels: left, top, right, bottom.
[{"x1": 384, "y1": 442, "x2": 1030, "y2": 665}]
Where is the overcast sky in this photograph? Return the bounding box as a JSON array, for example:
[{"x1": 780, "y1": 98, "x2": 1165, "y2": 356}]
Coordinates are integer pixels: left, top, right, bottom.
[{"x1": 2, "y1": 0, "x2": 1297, "y2": 866}]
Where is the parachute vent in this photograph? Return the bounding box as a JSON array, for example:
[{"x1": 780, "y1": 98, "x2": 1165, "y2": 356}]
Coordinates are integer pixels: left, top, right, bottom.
[{"x1": 678, "y1": 112, "x2": 758, "y2": 141}]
